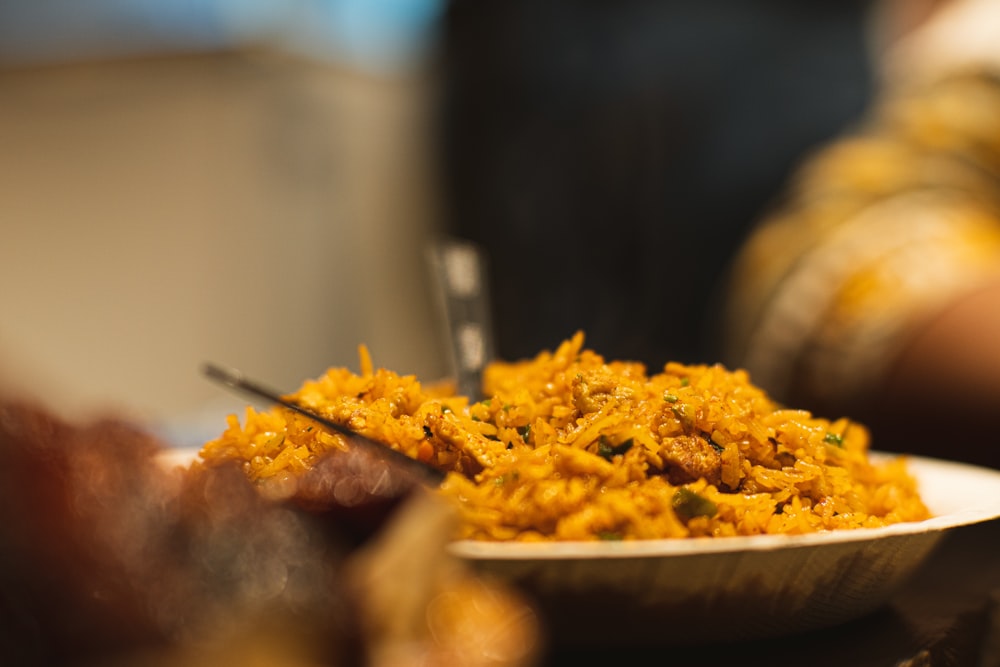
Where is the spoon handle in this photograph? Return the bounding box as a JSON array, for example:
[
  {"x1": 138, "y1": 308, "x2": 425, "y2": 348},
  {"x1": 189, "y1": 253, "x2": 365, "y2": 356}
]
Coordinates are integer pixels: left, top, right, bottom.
[{"x1": 427, "y1": 237, "x2": 495, "y2": 401}]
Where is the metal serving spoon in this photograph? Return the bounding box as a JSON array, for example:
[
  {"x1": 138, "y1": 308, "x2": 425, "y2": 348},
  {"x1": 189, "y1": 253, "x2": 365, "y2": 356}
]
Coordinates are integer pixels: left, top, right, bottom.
[
  {"x1": 426, "y1": 236, "x2": 495, "y2": 401},
  {"x1": 202, "y1": 362, "x2": 445, "y2": 485}
]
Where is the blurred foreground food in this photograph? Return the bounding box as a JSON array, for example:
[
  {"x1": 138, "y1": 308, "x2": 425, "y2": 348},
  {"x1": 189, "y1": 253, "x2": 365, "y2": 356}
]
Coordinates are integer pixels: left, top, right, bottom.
[{"x1": 0, "y1": 400, "x2": 540, "y2": 667}]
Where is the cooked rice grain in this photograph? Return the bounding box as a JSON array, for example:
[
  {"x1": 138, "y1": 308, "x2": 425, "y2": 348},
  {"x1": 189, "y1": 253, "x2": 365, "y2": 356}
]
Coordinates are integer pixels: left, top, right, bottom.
[{"x1": 199, "y1": 333, "x2": 929, "y2": 540}]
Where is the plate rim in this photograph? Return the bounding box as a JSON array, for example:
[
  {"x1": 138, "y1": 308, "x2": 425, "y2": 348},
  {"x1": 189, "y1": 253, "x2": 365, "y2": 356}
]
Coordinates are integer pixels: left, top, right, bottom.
[{"x1": 447, "y1": 452, "x2": 1000, "y2": 560}]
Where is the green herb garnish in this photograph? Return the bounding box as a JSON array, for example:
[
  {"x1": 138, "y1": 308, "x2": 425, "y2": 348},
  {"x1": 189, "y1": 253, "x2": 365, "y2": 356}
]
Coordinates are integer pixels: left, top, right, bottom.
[
  {"x1": 672, "y1": 488, "x2": 718, "y2": 521},
  {"x1": 597, "y1": 436, "x2": 634, "y2": 460}
]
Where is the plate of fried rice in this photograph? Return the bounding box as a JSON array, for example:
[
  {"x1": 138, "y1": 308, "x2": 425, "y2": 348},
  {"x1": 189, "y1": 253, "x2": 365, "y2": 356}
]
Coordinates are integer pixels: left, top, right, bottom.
[{"x1": 186, "y1": 332, "x2": 1000, "y2": 645}]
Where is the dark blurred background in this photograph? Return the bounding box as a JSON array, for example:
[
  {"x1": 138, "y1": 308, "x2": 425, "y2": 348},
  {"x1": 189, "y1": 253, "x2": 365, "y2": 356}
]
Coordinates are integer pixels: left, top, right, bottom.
[{"x1": 438, "y1": 0, "x2": 877, "y2": 368}]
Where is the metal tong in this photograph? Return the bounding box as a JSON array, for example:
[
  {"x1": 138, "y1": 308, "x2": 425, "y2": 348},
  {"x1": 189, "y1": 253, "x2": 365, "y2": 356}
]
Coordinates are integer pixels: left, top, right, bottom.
[{"x1": 202, "y1": 362, "x2": 446, "y2": 485}]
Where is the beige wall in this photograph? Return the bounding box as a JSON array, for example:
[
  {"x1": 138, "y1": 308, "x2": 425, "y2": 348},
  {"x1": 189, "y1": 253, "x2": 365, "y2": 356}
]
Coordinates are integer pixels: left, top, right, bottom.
[{"x1": 0, "y1": 50, "x2": 448, "y2": 443}]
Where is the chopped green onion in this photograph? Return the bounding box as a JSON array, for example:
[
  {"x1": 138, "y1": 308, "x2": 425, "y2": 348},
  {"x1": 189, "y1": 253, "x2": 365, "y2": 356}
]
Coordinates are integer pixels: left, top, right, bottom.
[
  {"x1": 824, "y1": 432, "x2": 844, "y2": 446},
  {"x1": 597, "y1": 436, "x2": 634, "y2": 460},
  {"x1": 597, "y1": 438, "x2": 613, "y2": 459},
  {"x1": 671, "y1": 404, "x2": 692, "y2": 426},
  {"x1": 672, "y1": 488, "x2": 718, "y2": 521},
  {"x1": 663, "y1": 392, "x2": 679, "y2": 403}
]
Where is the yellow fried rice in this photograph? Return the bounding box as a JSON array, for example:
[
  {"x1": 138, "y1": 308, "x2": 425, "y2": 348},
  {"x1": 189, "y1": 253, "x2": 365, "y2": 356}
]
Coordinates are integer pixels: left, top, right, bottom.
[{"x1": 199, "y1": 332, "x2": 930, "y2": 541}]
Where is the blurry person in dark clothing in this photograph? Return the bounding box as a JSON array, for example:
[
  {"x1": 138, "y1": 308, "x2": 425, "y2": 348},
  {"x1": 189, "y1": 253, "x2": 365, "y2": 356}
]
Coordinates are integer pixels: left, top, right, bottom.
[
  {"x1": 723, "y1": 0, "x2": 1000, "y2": 468},
  {"x1": 436, "y1": 0, "x2": 877, "y2": 368}
]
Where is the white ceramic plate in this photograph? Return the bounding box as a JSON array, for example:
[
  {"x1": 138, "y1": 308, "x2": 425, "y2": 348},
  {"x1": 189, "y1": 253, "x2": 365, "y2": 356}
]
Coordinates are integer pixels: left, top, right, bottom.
[
  {"x1": 448, "y1": 454, "x2": 1000, "y2": 645},
  {"x1": 162, "y1": 449, "x2": 1000, "y2": 645}
]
